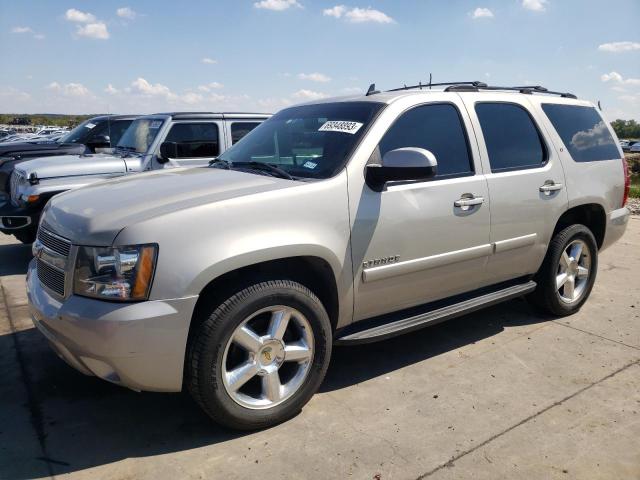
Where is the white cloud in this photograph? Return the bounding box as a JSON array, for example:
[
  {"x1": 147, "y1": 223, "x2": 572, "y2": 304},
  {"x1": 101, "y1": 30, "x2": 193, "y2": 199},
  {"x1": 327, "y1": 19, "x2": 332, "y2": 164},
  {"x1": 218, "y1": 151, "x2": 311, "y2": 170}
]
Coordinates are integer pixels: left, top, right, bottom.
[
  {"x1": 298, "y1": 72, "x2": 331, "y2": 83},
  {"x1": 65, "y1": 8, "x2": 96, "y2": 23},
  {"x1": 105, "y1": 84, "x2": 119, "y2": 95},
  {"x1": 11, "y1": 26, "x2": 33, "y2": 34},
  {"x1": 601, "y1": 71, "x2": 640, "y2": 86},
  {"x1": 130, "y1": 78, "x2": 173, "y2": 97},
  {"x1": 197, "y1": 82, "x2": 224, "y2": 92},
  {"x1": 292, "y1": 89, "x2": 329, "y2": 101},
  {"x1": 34, "y1": 34, "x2": 45, "y2": 40},
  {"x1": 116, "y1": 7, "x2": 137, "y2": 20},
  {"x1": 76, "y1": 22, "x2": 110, "y2": 40},
  {"x1": 571, "y1": 121, "x2": 616, "y2": 151},
  {"x1": 323, "y1": 5, "x2": 347, "y2": 18},
  {"x1": 522, "y1": 0, "x2": 547, "y2": 12},
  {"x1": 598, "y1": 41, "x2": 640, "y2": 53},
  {"x1": 201, "y1": 57, "x2": 217, "y2": 64},
  {"x1": 47, "y1": 82, "x2": 91, "y2": 97},
  {"x1": 323, "y1": 5, "x2": 394, "y2": 23},
  {"x1": 254, "y1": 0, "x2": 302, "y2": 11},
  {"x1": 471, "y1": 7, "x2": 494, "y2": 19}
]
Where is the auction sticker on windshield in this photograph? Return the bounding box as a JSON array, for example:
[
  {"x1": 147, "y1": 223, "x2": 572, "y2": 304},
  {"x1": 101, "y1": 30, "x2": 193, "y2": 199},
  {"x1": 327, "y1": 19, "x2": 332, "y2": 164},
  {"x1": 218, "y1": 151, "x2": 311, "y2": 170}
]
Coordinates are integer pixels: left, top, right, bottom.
[
  {"x1": 319, "y1": 120, "x2": 363, "y2": 134},
  {"x1": 150, "y1": 120, "x2": 163, "y2": 129}
]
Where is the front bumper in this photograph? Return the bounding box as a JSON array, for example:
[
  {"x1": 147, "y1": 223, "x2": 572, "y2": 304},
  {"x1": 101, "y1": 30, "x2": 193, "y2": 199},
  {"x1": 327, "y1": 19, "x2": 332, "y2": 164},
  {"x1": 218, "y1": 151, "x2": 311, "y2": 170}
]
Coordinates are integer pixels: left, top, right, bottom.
[
  {"x1": 27, "y1": 259, "x2": 199, "y2": 392},
  {"x1": 0, "y1": 197, "x2": 38, "y2": 233}
]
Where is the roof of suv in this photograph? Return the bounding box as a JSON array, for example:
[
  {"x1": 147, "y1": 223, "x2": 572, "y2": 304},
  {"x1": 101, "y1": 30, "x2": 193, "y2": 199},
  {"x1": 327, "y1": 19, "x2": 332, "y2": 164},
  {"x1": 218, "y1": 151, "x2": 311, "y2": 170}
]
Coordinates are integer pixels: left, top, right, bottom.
[
  {"x1": 151, "y1": 112, "x2": 271, "y2": 120},
  {"x1": 293, "y1": 82, "x2": 589, "y2": 108},
  {"x1": 88, "y1": 114, "x2": 139, "y2": 121}
]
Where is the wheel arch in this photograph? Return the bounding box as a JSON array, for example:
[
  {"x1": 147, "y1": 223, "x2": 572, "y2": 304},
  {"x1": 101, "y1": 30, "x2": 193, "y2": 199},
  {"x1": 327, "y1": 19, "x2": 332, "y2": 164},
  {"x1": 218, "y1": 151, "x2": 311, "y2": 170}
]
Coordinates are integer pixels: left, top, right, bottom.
[{"x1": 552, "y1": 203, "x2": 606, "y2": 249}]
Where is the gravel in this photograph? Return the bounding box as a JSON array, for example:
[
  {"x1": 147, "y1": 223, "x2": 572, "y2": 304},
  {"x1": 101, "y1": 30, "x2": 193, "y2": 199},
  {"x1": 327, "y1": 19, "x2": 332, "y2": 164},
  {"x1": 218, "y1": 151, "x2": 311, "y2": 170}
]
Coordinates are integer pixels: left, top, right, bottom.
[{"x1": 627, "y1": 198, "x2": 640, "y2": 216}]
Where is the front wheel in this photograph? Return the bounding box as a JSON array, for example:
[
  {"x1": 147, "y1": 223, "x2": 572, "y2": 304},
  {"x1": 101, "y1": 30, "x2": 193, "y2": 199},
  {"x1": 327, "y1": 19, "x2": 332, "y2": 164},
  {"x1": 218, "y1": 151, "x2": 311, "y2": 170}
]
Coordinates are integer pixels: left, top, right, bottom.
[
  {"x1": 13, "y1": 227, "x2": 37, "y2": 244},
  {"x1": 529, "y1": 224, "x2": 598, "y2": 316},
  {"x1": 186, "y1": 280, "x2": 332, "y2": 430}
]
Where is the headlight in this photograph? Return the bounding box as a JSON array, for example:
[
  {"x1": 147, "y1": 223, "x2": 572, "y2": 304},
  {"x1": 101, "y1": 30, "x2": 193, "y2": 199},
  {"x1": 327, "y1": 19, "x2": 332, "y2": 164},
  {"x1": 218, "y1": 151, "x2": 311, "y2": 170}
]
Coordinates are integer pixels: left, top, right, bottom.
[{"x1": 73, "y1": 244, "x2": 158, "y2": 301}]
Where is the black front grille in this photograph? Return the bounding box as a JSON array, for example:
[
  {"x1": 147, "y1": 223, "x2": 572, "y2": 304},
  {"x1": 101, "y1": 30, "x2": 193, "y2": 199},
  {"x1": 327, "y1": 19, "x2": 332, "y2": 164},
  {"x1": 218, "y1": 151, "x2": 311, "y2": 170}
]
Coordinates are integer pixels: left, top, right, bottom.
[
  {"x1": 36, "y1": 259, "x2": 65, "y2": 296},
  {"x1": 38, "y1": 228, "x2": 71, "y2": 257}
]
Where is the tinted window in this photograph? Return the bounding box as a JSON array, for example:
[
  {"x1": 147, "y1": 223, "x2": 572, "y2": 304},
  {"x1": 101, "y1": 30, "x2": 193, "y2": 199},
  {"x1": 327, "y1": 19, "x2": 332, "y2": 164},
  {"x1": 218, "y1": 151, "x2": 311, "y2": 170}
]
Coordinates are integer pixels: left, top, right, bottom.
[
  {"x1": 541, "y1": 104, "x2": 619, "y2": 162},
  {"x1": 379, "y1": 103, "x2": 472, "y2": 178},
  {"x1": 231, "y1": 122, "x2": 261, "y2": 144},
  {"x1": 165, "y1": 122, "x2": 219, "y2": 157},
  {"x1": 118, "y1": 118, "x2": 165, "y2": 153},
  {"x1": 58, "y1": 118, "x2": 104, "y2": 144},
  {"x1": 101, "y1": 120, "x2": 133, "y2": 146},
  {"x1": 476, "y1": 103, "x2": 546, "y2": 172},
  {"x1": 219, "y1": 102, "x2": 383, "y2": 179}
]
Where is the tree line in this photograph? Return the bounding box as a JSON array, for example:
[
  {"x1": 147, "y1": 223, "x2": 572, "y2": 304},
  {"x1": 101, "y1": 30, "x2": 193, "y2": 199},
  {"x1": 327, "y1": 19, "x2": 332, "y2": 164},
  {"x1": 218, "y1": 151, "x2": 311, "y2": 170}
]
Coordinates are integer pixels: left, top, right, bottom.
[{"x1": 611, "y1": 119, "x2": 640, "y2": 140}]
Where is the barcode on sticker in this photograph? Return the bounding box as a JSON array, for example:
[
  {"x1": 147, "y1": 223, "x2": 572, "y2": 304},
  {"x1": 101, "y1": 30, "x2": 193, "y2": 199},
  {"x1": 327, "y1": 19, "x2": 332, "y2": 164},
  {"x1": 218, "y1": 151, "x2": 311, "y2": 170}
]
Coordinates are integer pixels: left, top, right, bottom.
[
  {"x1": 150, "y1": 120, "x2": 162, "y2": 129},
  {"x1": 319, "y1": 121, "x2": 363, "y2": 135}
]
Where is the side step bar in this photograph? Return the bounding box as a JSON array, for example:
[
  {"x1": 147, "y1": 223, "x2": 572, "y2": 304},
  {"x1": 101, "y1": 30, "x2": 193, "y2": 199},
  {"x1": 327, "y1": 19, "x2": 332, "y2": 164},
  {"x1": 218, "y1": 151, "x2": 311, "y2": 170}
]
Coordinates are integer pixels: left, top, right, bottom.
[{"x1": 335, "y1": 281, "x2": 536, "y2": 345}]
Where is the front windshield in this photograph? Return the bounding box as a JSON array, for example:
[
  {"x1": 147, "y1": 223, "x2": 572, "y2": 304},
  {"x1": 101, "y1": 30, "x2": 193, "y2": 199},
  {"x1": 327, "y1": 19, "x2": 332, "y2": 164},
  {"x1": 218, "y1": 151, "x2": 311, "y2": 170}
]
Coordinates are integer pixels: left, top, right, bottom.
[
  {"x1": 116, "y1": 118, "x2": 165, "y2": 153},
  {"x1": 218, "y1": 102, "x2": 384, "y2": 179},
  {"x1": 57, "y1": 118, "x2": 99, "y2": 144}
]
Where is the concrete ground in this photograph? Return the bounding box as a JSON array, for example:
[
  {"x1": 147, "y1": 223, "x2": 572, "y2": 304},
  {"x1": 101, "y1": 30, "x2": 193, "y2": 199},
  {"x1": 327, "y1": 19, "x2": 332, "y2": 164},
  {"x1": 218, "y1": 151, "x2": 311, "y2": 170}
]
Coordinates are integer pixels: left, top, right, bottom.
[{"x1": 1, "y1": 220, "x2": 639, "y2": 480}]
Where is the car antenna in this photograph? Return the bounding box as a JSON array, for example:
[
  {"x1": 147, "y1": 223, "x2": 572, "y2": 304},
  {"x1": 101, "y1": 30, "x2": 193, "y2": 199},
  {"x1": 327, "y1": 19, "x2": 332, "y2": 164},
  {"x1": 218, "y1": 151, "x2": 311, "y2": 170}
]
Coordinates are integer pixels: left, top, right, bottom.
[
  {"x1": 428, "y1": 73, "x2": 433, "y2": 90},
  {"x1": 366, "y1": 83, "x2": 380, "y2": 96},
  {"x1": 597, "y1": 100, "x2": 602, "y2": 111}
]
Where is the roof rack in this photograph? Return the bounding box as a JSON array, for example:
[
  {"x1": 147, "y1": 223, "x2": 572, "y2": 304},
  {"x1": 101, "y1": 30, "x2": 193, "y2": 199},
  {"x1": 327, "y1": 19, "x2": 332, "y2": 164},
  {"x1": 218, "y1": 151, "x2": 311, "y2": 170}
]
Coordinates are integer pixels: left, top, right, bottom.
[
  {"x1": 366, "y1": 80, "x2": 577, "y2": 99},
  {"x1": 444, "y1": 84, "x2": 577, "y2": 99}
]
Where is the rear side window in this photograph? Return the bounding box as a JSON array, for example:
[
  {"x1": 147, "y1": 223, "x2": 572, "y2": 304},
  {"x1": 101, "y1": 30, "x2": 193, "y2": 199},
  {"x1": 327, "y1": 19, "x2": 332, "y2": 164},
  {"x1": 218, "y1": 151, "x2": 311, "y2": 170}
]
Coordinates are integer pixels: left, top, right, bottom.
[
  {"x1": 231, "y1": 122, "x2": 261, "y2": 144},
  {"x1": 165, "y1": 122, "x2": 219, "y2": 157},
  {"x1": 476, "y1": 103, "x2": 546, "y2": 172},
  {"x1": 379, "y1": 103, "x2": 473, "y2": 178},
  {"x1": 541, "y1": 104, "x2": 619, "y2": 162}
]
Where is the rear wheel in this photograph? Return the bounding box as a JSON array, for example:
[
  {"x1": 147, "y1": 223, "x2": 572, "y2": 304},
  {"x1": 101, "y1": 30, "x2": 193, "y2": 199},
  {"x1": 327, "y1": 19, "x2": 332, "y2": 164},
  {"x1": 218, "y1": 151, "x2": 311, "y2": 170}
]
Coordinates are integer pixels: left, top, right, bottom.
[
  {"x1": 186, "y1": 280, "x2": 332, "y2": 430},
  {"x1": 529, "y1": 224, "x2": 598, "y2": 316}
]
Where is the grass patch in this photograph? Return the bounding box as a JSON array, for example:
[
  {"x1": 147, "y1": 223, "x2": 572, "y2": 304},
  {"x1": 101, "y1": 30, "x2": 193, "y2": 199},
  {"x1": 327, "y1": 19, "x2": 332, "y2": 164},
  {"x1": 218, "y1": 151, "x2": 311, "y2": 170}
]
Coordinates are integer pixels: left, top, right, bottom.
[{"x1": 630, "y1": 175, "x2": 640, "y2": 198}]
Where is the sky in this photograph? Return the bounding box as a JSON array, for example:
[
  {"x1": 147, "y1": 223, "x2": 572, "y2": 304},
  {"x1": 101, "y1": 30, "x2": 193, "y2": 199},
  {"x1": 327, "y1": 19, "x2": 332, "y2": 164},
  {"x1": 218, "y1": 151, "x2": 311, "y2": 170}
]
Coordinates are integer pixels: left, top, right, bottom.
[{"x1": 0, "y1": 0, "x2": 639, "y2": 121}]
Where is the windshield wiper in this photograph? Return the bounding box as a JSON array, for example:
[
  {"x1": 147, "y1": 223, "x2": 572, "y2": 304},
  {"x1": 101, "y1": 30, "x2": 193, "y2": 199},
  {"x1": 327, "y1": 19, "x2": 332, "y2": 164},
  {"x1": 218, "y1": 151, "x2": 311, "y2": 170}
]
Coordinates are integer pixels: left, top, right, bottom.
[{"x1": 233, "y1": 162, "x2": 294, "y2": 180}]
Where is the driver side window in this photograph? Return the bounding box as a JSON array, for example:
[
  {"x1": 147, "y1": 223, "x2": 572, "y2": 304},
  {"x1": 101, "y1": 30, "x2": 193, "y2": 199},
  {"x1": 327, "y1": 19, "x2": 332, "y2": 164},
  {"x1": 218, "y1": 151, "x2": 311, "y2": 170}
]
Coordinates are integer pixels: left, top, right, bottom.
[{"x1": 379, "y1": 103, "x2": 473, "y2": 179}]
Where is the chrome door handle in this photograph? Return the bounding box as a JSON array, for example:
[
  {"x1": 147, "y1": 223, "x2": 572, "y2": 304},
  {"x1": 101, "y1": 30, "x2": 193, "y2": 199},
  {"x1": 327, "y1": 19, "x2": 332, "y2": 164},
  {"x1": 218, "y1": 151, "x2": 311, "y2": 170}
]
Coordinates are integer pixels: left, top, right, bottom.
[
  {"x1": 539, "y1": 182, "x2": 563, "y2": 194},
  {"x1": 454, "y1": 196, "x2": 484, "y2": 210}
]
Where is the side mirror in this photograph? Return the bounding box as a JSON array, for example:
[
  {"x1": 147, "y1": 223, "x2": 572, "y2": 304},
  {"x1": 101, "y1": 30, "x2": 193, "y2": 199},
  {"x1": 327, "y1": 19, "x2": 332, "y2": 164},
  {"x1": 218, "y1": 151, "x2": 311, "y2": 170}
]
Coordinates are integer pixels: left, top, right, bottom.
[
  {"x1": 86, "y1": 134, "x2": 110, "y2": 151},
  {"x1": 158, "y1": 141, "x2": 178, "y2": 164},
  {"x1": 365, "y1": 147, "x2": 438, "y2": 191}
]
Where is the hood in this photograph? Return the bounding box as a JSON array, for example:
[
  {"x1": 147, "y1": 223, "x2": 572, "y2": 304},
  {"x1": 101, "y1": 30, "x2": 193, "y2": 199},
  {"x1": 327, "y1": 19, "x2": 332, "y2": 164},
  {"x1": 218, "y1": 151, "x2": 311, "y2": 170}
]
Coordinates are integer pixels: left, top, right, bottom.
[
  {"x1": 0, "y1": 140, "x2": 85, "y2": 158},
  {"x1": 15, "y1": 153, "x2": 127, "y2": 180},
  {"x1": 43, "y1": 167, "x2": 300, "y2": 245}
]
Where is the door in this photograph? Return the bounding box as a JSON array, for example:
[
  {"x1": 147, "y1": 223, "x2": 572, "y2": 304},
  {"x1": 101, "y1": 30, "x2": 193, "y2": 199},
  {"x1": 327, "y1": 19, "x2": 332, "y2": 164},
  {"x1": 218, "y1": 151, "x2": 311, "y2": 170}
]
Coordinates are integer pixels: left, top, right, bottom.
[
  {"x1": 350, "y1": 101, "x2": 492, "y2": 321},
  {"x1": 461, "y1": 94, "x2": 569, "y2": 283},
  {"x1": 162, "y1": 121, "x2": 223, "y2": 167}
]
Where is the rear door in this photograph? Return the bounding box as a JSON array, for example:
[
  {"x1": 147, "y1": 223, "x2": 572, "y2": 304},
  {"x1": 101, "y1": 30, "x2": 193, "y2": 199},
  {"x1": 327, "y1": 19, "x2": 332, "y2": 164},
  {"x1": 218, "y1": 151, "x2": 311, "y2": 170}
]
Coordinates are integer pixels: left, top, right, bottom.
[
  {"x1": 162, "y1": 121, "x2": 223, "y2": 167},
  {"x1": 460, "y1": 93, "x2": 568, "y2": 283}
]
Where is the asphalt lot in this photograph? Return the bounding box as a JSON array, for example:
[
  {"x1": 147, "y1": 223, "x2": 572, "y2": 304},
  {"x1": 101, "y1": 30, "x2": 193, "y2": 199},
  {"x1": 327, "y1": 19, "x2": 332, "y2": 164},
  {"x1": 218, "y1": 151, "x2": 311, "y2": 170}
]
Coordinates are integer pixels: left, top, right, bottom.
[{"x1": 1, "y1": 220, "x2": 639, "y2": 480}]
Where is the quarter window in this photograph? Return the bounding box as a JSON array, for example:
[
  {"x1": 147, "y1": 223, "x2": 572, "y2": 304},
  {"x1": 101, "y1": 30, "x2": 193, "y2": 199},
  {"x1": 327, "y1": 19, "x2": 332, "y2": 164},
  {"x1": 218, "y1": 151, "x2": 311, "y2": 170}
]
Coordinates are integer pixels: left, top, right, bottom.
[
  {"x1": 165, "y1": 122, "x2": 219, "y2": 157},
  {"x1": 379, "y1": 103, "x2": 473, "y2": 178},
  {"x1": 475, "y1": 103, "x2": 546, "y2": 172},
  {"x1": 231, "y1": 122, "x2": 261, "y2": 144},
  {"x1": 541, "y1": 104, "x2": 619, "y2": 162}
]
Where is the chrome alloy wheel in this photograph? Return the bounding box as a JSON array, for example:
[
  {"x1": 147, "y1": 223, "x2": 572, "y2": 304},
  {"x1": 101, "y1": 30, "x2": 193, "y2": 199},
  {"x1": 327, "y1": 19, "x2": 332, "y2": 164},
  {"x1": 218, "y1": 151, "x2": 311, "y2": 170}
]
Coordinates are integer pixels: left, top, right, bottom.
[
  {"x1": 556, "y1": 239, "x2": 591, "y2": 304},
  {"x1": 221, "y1": 306, "x2": 315, "y2": 409}
]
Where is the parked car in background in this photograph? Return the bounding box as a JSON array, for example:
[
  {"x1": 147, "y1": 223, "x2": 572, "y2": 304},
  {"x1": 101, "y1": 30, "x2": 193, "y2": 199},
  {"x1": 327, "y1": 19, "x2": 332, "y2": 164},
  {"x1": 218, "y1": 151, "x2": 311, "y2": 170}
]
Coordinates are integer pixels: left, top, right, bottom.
[
  {"x1": 26, "y1": 82, "x2": 630, "y2": 430},
  {"x1": 0, "y1": 115, "x2": 137, "y2": 197},
  {"x1": 1, "y1": 112, "x2": 268, "y2": 243},
  {"x1": 620, "y1": 140, "x2": 639, "y2": 152},
  {"x1": 630, "y1": 142, "x2": 640, "y2": 153}
]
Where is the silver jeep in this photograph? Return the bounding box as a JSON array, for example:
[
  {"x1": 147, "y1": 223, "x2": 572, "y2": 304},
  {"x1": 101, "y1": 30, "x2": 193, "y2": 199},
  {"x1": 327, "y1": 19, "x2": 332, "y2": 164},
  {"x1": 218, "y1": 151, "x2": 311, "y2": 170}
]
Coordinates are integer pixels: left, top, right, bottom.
[{"x1": 27, "y1": 82, "x2": 631, "y2": 429}]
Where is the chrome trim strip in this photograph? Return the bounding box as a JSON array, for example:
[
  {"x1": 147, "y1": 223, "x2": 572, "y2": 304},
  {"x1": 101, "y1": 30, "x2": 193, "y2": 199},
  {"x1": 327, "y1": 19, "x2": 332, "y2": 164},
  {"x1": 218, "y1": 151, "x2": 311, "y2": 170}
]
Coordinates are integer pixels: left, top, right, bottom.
[
  {"x1": 0, "y1": 216, "x2": 32, "y2": 230},
  {"x1": 493, "y1": 233, "x2": 537, "y2": 254},
  {"x1": 362, "y1": 244, "x2": 493, "y2": 283}
]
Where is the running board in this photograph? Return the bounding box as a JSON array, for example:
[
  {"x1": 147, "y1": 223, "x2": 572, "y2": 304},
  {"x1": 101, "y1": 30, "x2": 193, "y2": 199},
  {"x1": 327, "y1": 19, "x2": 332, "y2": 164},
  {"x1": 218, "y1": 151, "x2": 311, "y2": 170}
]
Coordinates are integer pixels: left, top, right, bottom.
[{"x1": 335, "y1": 281, "x2": 537, "y2": 345}]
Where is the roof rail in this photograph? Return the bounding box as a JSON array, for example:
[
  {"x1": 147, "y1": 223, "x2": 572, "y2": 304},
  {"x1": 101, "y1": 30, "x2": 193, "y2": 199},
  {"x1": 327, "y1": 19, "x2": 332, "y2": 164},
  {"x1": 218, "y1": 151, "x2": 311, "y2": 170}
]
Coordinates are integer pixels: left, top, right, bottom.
[
  {"x1": 386, "y1": 81, "x2": 487, "y2": 92},
  {"x1": 444, "y1": 84, "x2": 577, "y2": 99}
]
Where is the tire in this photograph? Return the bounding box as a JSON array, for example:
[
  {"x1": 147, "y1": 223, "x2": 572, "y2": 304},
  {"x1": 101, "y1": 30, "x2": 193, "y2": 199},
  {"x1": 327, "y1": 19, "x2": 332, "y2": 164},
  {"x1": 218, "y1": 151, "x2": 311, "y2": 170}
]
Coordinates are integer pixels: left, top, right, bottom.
[
  {"x1": 186, "y1": 280, "x2": 332, "y2": 430},
  {"x1": 529, "y1": 224, "x2": 598, "y2": 316},
  {"x1": 13, "y1": 227, "x2": 36, "y2": 244}
]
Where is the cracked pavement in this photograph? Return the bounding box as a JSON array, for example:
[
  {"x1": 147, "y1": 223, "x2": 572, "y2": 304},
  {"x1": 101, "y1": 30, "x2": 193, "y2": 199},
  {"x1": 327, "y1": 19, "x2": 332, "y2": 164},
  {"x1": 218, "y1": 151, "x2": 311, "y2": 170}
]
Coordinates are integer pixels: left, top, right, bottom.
[{"x1": 1, "y1": 219, "x2": 639, "y2": 479}]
